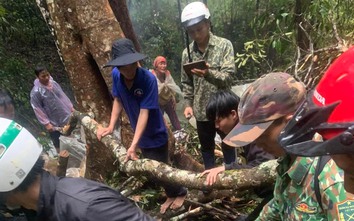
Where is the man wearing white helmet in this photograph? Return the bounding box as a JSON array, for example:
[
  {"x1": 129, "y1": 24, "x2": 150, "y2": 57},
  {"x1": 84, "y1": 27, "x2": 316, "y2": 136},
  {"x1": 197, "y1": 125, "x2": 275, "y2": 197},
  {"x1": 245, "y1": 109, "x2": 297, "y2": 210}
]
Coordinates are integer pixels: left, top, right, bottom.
[
  {"x1": 180, "y1": 2, "x2": 237, "y2": 172},
  {"x1": 0, "y1": 118, "x2": 155, "y2": 221}
]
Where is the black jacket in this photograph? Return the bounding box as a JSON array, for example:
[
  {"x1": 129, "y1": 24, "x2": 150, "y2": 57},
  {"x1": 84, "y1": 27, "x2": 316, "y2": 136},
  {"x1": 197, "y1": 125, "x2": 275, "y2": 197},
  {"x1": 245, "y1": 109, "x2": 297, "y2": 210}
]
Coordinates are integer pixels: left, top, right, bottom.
[
  {"x1": 224, "y1": 143, "x2": 274, "y2": 170},
  {"x1": 36, "y1": 172, "x2": 155, "y2": 221}
]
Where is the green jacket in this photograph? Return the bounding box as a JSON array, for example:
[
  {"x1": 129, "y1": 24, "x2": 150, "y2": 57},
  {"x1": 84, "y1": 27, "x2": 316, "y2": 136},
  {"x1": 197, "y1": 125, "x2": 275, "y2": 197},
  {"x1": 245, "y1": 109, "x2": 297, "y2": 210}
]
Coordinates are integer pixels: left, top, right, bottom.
[
  {"x1": 256, "y1": 155, "x2": 354, "y2": 221},
  {"x1": 181, "y1": 33, "x2": 235, "y2": 121}
]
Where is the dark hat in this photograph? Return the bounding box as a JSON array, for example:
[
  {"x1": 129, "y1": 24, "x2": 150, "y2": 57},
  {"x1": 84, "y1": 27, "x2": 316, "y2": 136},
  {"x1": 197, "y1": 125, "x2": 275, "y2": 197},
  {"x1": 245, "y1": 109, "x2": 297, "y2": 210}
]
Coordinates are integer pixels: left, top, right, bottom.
[
  {"x1": 223, "y1": 72, "x2": 306, "y2": 147},
  {"x1": 104, "y1": 38, "x2": 146, "y2": 67}
]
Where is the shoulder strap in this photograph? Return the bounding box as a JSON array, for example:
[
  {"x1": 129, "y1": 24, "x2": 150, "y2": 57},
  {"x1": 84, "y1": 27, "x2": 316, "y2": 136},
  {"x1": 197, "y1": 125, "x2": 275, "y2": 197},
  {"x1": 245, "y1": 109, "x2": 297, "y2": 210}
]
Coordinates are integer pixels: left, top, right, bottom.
[{"x1": 314, "y1": 155, "x2": 331, "y2": 212}]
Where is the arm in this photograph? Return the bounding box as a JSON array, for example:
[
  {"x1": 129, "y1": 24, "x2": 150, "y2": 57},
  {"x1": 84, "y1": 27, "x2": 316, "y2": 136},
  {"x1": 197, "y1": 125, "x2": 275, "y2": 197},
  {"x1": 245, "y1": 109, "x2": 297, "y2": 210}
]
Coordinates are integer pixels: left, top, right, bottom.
[
  {"x1": 85, "y1": 190, "x2": 155, "y2": 221},
  {"x1": 125, "y1": 108, "x2": 149, "y2": 162},
  {"x1": 203, "y1": 40, "x2": 235, "y2": 88},
  {"x1": 200, "y1": 166, "x2": 226, "y2": 186},
  {"x1": 30, "y1": 91, "x2": 51, "y2": 126},
  {"x1": 255, "y1": 198, "x2": 281, "y2": 221},
  {"x1": 321, "y1": 163, "x2": 354, "y2": 220},
  {"x1": 96, "y1": 97, "x2": 123, "y2": 140},
  {"x1": 237, "y1": 144, "x2": 274, "y2": 169},
  {"x1": 181, "y1": 50, "x2": 195, "y2": 118},
  {"x1": 180, "y1": 49, "x2": 194, "y2": 108}
]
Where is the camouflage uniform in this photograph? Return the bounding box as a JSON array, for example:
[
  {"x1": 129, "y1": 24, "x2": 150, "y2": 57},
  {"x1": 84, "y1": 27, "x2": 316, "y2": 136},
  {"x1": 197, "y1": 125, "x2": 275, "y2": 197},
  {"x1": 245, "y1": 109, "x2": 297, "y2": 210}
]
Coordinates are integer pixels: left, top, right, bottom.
[
  {"x1": 256, "y1": 155, "x2": 354, "y2": 221},
  {"x1": 181, "y1": 32, "x2": 235, "y2": 121}
]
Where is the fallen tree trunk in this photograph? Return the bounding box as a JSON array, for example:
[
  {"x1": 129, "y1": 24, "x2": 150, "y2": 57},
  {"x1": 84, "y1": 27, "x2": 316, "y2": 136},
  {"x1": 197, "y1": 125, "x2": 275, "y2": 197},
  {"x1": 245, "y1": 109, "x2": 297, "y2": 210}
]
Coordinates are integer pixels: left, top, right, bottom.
[{"x1": 67, "y1": 111, "x2": 277, "y2": 191}]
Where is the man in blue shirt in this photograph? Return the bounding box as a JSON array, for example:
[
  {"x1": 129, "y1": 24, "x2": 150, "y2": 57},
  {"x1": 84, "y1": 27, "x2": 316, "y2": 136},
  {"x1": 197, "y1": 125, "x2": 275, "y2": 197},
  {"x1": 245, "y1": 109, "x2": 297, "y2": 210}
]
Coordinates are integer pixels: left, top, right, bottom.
[{"x1": 97, "y1": 38, "x2": 187, "y2": 214}]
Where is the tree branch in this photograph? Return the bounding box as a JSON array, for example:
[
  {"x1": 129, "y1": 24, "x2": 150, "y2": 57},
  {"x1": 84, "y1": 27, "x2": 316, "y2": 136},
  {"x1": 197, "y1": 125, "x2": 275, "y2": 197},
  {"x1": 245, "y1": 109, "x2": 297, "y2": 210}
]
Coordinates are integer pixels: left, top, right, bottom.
[{"x1": 66, "y1": 111, "x2": 277, "y2": 191}]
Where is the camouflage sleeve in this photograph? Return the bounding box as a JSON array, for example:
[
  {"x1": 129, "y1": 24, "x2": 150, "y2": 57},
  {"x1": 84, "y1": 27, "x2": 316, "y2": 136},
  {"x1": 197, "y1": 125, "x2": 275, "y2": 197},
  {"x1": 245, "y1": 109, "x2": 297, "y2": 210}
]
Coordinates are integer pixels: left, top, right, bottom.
[
  {"x1": 256, "y1": 198, "x2": 282, "y2": 221},
  {"x1": 180, "y1": 49, "x2": 194, "y2": 107},
  {"x1": 322, "y1": 181, "x2": 354, "y2": 220},
  {"x1": 256, "y1": 175, "x2": 281, "y2": 221},
  {"x1": 204, "y1": 40, "x2": 235, "y2": 88}
]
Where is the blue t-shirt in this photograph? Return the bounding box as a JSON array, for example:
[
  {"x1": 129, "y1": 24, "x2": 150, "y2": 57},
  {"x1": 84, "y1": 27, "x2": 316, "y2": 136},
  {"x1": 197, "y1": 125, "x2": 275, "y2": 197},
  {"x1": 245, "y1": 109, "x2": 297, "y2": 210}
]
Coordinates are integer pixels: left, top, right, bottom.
[{"x1": 111, "y1": 67, "x2": 168, "y2": 148}]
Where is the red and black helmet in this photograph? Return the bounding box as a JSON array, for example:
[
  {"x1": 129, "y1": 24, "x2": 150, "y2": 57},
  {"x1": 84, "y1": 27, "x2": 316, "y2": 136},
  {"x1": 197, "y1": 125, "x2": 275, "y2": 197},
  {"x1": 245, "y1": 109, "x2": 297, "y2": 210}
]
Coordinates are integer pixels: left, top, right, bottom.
[{"x1": 279, "y1": 46, "x2": 354, "y2": 156}]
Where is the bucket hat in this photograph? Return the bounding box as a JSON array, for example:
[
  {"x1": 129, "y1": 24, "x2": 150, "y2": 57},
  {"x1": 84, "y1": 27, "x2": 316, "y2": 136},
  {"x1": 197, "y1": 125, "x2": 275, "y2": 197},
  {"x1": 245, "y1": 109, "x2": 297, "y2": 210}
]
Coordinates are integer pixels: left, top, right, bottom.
[{"x1": 104, "y1": 38, "x2": 146, "y2": 67}]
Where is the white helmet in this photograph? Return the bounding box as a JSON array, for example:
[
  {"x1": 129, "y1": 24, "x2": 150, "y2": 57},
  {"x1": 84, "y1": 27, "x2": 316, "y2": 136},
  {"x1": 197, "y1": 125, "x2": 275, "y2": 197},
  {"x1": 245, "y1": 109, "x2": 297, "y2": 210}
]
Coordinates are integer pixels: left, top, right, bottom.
[
  {"x1": 181, "y1": 1, "x2": 210, "y2": 28},
  {"x1": 0, "y1": 118, "x2": 42, "y2": 192}
]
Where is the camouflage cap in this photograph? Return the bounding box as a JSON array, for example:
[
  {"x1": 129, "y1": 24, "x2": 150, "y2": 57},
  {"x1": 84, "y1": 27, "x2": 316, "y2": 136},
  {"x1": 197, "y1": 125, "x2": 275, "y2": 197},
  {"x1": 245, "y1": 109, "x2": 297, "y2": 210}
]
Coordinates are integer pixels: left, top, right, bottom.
[{"x1": 223, "y1": 72, "x2": 306, "y2": 147}]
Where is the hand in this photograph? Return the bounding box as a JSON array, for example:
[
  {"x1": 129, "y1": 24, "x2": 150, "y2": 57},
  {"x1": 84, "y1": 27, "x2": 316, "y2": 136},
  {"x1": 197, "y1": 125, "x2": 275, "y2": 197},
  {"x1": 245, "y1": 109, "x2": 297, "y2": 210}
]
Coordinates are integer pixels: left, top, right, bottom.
[
  {"x1": 45, "y1": 123, "x2": 54, "y2": 132},
  {"x1": 184, "y1": 107, "x2": 193, "y2": 119},
  {"x1": 191, "y1": 63, "x2": 209, "y2": 77},
  {"x1": 200, "y1": 166, "x2": 225, "y2": 186},
  {"x1": 96, "y1": 125, "x2": 113, "y2": 141},
  {"x1": 125, "y1": 145, "x2": 139, "y2": 162}
]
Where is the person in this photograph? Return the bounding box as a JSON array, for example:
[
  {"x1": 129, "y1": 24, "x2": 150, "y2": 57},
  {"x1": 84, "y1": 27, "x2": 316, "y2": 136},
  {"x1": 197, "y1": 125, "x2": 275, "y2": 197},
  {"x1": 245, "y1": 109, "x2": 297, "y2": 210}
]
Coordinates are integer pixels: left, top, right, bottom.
[
  {"x1": 0, "y1": 89, "x2": 15, "y2": 120},
  {"x1": 223, "y1": 72, "x2": 354, "y2": 220},
  {"x1": 151, "y1": 56, "x2": 182, "y2": 131},
  {"x1": 180, "y1": 1, "x2": 236, "y2": 170},
  {"x1": 30, "y1": 66, "x2": 74, "y2": 153},
  {"x1": 279, "y1": 46, "x2": 354, "y2": 195},
  {"x1": 0, "y1": 90, "x2": 32, "y2": 221},
  {"x1": 0, "y1": 117, "x2": 155, "y2": 221},
  {"x1": 97, "y1": 38, "x2": 187, "y2": 214},
  {"x1": 201, "y1": 90, "x2": 274, "y2": 186}
]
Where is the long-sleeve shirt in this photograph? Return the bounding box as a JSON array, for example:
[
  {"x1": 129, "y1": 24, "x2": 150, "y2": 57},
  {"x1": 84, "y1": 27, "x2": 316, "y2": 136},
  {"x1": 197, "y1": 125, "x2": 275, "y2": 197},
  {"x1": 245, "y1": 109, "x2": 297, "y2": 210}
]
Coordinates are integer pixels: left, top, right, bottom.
[
  {"x1": 37, "y1": 171, "x2": 155, "y2": 221},
  {"x1": 30, "y1": 78, "x2": 73, "y2": 127},
  {"x1": 256, "y1": 155, "x2": 354, "y2": 221},
  {"x1": 181, "y1": 33, "x2": 235, "y2": 121},
  {"x1": 224, "y1": 143, "x2": 274, "y2": 170}
]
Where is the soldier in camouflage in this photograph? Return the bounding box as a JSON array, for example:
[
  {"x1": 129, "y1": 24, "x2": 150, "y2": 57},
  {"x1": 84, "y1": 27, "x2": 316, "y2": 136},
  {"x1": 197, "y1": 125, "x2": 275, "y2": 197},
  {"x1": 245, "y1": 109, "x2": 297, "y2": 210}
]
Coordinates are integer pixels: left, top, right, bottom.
[
  {"x1": 280, "y1": 46, "x2": 354, "y2": 196},
  {"x1": 223, "y1": 72, "x2": 354, "y2": 220},
  {"x1": 180, "y1": 2, "x2": 236, "y2": 170}
]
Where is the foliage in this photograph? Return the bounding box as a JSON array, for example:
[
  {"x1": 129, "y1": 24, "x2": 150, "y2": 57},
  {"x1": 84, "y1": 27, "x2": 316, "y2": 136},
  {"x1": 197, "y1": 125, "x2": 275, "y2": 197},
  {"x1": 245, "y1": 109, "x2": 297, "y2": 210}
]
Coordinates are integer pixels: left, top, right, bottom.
[
  {"x1": 0, "y1": 57, "x2": 33, "y2": 123},
  {"x1": 0, "y1": 0, "x2": 70, "y2": 147},
  {"x1": 128, "y1": 0, "x2": 354, "y2": 83},
  {"x1": 0, "y1": 0, "x2": 49, "y2": 45},
  {"x1": 127, "y1": 0, "x2": 185, "y2": 85}
]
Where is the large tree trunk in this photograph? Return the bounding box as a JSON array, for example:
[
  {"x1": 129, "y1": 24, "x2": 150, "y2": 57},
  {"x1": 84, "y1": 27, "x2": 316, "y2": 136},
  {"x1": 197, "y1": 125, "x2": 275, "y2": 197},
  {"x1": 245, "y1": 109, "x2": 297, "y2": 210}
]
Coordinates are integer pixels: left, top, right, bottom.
[{"x1": 36, "y1": 0, "x2": 123, "y2": 181}]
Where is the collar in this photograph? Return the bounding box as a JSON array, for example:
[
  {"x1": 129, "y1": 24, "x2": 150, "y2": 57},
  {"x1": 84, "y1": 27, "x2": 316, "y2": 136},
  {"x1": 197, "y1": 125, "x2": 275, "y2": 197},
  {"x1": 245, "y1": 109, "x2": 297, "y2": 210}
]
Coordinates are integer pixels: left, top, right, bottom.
[{"x1": 277, "y1": 155, "x2": 316, "y2": 185}]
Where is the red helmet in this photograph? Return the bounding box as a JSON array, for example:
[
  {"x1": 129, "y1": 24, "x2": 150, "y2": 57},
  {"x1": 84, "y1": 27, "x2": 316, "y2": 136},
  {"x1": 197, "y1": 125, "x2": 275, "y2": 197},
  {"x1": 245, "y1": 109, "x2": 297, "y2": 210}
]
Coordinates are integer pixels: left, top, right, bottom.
[{"x1": 279, "y1": 46, "x2": 354, "y2": 156}]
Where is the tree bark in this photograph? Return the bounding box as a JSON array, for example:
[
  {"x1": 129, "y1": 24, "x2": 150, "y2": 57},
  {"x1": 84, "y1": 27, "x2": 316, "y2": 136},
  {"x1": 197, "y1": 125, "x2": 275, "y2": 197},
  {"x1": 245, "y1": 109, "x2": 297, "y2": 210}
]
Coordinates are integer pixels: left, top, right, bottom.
[
  {"x1": 36, "y1": 0, "x2": 122, "y2": 181},
  {"x1": 71, "y1": 111, "x2": 277, "y2": 190}
]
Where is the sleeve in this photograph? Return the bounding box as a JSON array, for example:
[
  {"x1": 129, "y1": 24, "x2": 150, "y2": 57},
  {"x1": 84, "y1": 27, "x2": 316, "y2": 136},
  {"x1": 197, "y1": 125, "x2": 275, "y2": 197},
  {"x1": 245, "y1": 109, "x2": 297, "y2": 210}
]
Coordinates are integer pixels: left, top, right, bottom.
[
  {"x1": 204, "y1": 40, "x2": 236, "y2": 88},
  {"x1": 321, "y1": 162, "x2": 354, "y2": 220},
  {"x1": 180, "y1": 49, "x2": 194, "y2": 107},
  {"x1": 166, "y1": 73, "x2": 182, "y2": 101},
  {"x1": 30, "y1": 90, "x2": 50, "y2": 125},
  {"x1": 244, "y1": 144, "x2": 274, "y2": 168},
  {"x1": 140, "y1": 75, "x2": 159, "y2": 109},
  {"x1": 85, "y1": 192, "x2": 155, "y2": 221},
  {"x1": 111, "y1": 68, "x2": 120, "y2": 98}
]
